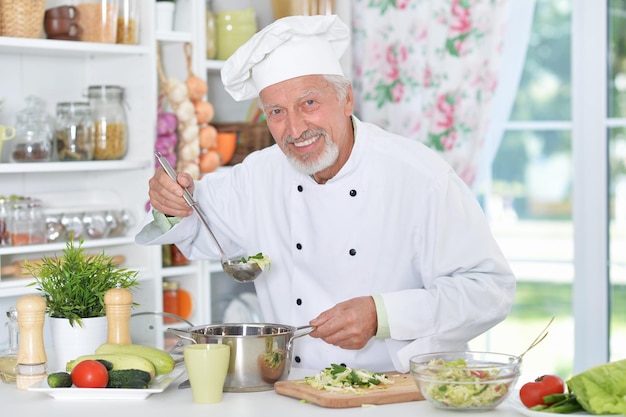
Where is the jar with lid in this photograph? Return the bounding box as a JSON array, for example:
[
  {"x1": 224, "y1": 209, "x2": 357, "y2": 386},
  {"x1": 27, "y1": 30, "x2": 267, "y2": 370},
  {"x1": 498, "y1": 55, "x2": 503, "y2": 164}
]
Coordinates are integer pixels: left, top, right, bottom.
[
  {"x1": 0, "y1": 306, "x2": 19, "y2": 384},
  {"x1": 87, "y1": 85, "x2": 128, "y2": 160},
  {"x1": 55, "y1": 102, "x2": 95, "y2": 161},
  {"x1": 11, "y1": 96, "x2": 53, "y2": 163},
  {"x1": 0, "y1": 197, "x2": 9, "y2": 246},
  {"x1": 205, "y1": 0, "x2": 216, "y2": 59},
  {"x1": 76, "y1": 0, "x2": 119, "y2": 43},
  {"x1": 8, "y1": 198, "x2": 46, "y2": 246},
  {"x1": 162, "y1": 281, "x2": 179, "y2": 324},
  {"x1": 170, "y1": 244, "x2": 189, "y2": 266},
  {"x1": 116, "y1": 0, "x2": 139, "y2": 45}
]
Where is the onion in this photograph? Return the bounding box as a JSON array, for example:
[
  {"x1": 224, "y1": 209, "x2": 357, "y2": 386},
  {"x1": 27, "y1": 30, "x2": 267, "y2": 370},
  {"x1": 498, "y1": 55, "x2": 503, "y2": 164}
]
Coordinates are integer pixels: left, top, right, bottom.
[
  {"x1": 157, "y1": 112, "x2": 178, "y2": 135},
  {"x1": 199, "y1": 125, "x2": 218, "y2": 149},
  {"x1": 155, "y1": 132, "x2": 178, "y2": 154},
  {"x1": 186, "y1": 76, "x2": 208, "y2": 102},
  {"x1": 195, "y1": 101, "x2": 214, "y2": 125},
  {"x1": 199, "y1": 150, "x2": 220, "y2": 173}
]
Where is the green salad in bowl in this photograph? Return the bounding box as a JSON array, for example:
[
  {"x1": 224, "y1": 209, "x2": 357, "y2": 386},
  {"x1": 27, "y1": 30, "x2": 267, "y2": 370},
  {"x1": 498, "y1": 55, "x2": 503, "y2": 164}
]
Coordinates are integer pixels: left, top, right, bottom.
[{"x1": 409, "y1": 351, "x2": 521, "y2": 411}]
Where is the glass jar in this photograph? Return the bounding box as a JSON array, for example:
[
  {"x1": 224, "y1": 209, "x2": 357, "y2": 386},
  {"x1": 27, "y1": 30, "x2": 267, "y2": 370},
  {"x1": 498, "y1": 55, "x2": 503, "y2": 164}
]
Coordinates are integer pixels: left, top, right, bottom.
[
  {"x1": 162, "y1": 281, "x2": 179, "y2": 324},
  {"x1": 55, "y1": 102, "x2": 95, "y2": 161},
  {"x1": 117, "y1": 0, "x2": 139, "y2": 45},
  {"x1": 8, "y1": 198, "x2": 46, "y2": 246},
  {"x1": 0, "y1": 198, "x2": 8, "y2": 246},
  {"x1": 171, "y1": 244, "x2": 189, "y2": 266},
  {"x1": 0, "y1": 306, "x2": 19, "y2": 384},
  {"x1": 11, "y1": 96, "x2": 53, "y2": 163},
  {"x1": 76, "y1": 0, "x2": 119, "y2": 43},
  {"x1": 87, "y1": 85, "x2": 128, "y2": 160},
  {"x1": 206, "y1": 0, "x2": 216, "y2": 59}
]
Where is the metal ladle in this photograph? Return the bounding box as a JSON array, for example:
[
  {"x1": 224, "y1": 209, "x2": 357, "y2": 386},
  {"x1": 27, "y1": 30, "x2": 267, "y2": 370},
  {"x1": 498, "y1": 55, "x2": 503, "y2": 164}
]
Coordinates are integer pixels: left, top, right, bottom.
[{"x1": 155, "y1": 152, "x2": 263, "y2": 283}]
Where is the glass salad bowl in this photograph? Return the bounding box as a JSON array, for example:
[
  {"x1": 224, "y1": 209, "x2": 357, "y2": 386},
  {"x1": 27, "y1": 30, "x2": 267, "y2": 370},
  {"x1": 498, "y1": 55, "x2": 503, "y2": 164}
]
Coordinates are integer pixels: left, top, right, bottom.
[{"x1": 409, "y1": 351, "x2": 521, "y2": 411}]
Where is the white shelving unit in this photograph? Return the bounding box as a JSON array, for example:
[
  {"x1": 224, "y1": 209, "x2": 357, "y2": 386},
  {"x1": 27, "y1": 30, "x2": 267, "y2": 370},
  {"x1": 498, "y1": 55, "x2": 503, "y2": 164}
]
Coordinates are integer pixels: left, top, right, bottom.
[
  {"x1": 0, "y1": 0, "x2": 210, "y2": 351},
  {"x1": 0, "y1": 0, "x2": 352, "y2": 352}
]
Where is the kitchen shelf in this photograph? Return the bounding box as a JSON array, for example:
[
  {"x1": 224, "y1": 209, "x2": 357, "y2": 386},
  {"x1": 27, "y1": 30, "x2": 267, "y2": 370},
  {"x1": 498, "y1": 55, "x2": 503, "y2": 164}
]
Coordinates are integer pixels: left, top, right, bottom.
[
  {"x1": 0, "y1": 37, "x2": 151, "y2": 57},
  {"x1": 156, "y1": 31, "x2": 193, "y2": 43},
  {"x1": 205, "y1": 59, "x2": 224, "y2": 71},
  {"x1": 0, "y1": 159, "x2": 151, "y2": 174},
  {"x1": 161, "y1": 264, "x2": 199, "y2": 278},
  {"x1": 0, "y1": 236, "x2": 136, "y2": 256}
]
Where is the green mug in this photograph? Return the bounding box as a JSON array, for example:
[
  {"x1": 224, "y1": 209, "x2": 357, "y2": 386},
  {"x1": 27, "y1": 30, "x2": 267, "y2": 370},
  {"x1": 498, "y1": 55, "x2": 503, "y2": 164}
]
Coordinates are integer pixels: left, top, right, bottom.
[
  {"x1": 215, "y1": 8, "x2": 257, "y2": 61},
  {"x1": 184, "y1": 343, "x2": 231, "y2": 404}
]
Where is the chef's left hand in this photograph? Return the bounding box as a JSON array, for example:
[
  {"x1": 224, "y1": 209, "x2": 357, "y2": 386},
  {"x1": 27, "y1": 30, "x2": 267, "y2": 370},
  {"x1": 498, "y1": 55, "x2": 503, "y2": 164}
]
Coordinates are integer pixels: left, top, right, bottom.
[{"x1": 309, "y1": 296, "x2": 377, "y2": 350}]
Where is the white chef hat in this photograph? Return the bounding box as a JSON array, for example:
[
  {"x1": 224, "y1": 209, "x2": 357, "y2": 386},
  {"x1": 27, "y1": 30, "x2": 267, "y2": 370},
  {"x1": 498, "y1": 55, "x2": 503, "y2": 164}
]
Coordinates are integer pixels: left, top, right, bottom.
[{"x1": 221, "y1": 14, "x2": 350, "y2": 101}]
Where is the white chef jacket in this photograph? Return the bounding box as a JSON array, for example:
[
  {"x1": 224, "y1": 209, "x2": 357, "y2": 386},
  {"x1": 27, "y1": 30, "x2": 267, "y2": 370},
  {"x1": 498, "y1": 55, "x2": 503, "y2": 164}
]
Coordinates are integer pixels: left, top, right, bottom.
[{"x1": 136, "y1": 116, "x2": 516, "y2": 373}]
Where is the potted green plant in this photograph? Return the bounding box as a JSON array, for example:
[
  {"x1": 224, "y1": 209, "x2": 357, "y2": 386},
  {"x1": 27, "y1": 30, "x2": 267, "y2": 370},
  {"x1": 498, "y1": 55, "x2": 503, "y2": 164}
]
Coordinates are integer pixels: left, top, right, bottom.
[
  {"x1": 26, "y1": 238, "x2": 139, "y2": 327},
  {"x1": 25, "y1": 238, "x2": 139, "y2": 370}
]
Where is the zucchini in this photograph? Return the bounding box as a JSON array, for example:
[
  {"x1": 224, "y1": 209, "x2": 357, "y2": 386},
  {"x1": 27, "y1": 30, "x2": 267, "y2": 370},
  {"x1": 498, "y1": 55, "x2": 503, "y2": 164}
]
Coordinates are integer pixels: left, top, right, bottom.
[
  {"x1": 96, "y1": 343, "x2": 175, "y2": 375},
  {"x1": 107, "y1": 369, "x2": 151, "y2": 389},
  {"x1": 66, "y1": 353, "x2": 156, "y2": 381},
  {"x1": 47, "y1": 371, "x2": 72, "y2": 388}
]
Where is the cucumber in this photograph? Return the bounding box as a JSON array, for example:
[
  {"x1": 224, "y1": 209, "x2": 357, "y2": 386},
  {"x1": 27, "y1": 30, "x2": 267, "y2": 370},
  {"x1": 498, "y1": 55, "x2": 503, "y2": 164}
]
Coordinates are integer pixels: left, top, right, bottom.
[
  {"x1": 47, "y1": 371, "x2": 72, "y2": 388},
  {"x1": 107, "y1": 369, "x2": 151, "y2": 389},
  {"x1": 96, "y1": 359, "x2": 114, "y2": 371},
  {"x1": 66, "y1": 353, "x2": 156, "y2": 381},
  {"x1": 96, "y1": 343, "x2": 175, "y2": 375}
]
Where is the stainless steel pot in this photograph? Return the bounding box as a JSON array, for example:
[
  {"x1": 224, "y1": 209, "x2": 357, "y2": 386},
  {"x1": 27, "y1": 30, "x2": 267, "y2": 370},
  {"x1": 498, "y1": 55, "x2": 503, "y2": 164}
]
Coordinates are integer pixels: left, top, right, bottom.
[{"x1": 168, "y1": 323, "x2": 313, "y2": 392}]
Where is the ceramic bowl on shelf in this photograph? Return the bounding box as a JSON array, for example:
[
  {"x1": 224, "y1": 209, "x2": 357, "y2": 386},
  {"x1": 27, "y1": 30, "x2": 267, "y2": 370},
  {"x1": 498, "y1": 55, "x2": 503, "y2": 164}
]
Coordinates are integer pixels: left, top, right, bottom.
[{"x1": 409, "y1": 351, "x2": 521, "y2": 411}]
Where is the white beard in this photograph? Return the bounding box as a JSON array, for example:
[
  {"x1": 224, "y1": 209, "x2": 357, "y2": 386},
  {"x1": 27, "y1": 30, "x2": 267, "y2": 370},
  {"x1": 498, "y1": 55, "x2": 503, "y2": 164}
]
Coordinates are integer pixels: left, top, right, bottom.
[{"x1": 284, "y1": 130, "x2": 339, "y2": 176}]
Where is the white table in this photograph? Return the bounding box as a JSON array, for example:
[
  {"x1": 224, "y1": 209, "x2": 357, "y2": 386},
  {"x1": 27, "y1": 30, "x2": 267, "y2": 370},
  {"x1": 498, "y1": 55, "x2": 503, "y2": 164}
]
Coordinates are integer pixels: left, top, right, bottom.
[{"x1": 1, "y1": 368, "x2": 525, "y2": 417}]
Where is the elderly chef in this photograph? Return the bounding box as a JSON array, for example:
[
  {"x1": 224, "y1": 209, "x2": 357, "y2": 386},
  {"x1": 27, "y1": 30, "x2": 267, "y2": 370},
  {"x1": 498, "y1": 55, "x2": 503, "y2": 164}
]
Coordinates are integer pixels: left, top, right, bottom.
[{"x1": 136, "y1": 14, "x2": 516, "y2": 373}]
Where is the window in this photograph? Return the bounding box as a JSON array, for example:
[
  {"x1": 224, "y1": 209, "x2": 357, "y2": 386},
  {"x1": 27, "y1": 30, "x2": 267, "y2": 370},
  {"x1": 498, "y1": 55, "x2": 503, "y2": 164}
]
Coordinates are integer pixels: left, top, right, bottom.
[{"x1": 471, "y1": 0, "x2": 624, "y2": 381}]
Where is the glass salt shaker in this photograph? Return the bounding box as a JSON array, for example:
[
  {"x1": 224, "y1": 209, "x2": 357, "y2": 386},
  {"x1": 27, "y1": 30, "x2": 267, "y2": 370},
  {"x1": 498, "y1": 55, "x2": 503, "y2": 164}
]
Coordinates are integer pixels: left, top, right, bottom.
[{"x1": 0, "y1": 306, "x2": 19, "y2": 384}]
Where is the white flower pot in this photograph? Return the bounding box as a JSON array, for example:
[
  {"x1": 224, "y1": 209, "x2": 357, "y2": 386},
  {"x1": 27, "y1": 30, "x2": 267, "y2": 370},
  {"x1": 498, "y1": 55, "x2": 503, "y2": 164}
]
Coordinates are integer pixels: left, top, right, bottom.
[{"x1": 48, "y1": 316, "x2": 107, "y2": 371}]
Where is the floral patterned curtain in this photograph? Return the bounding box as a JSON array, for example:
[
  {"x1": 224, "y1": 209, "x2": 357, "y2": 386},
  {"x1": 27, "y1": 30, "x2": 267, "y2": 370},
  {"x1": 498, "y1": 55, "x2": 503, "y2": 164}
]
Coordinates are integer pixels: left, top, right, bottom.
[{"x1": 351, "y1": 0, "x2": 511, "y2": 187}]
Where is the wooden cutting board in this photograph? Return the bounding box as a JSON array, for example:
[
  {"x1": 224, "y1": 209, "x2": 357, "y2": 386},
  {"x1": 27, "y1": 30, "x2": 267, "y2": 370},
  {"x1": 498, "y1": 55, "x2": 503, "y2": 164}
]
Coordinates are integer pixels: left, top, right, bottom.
[{"x1": 274, "y1": 372, "x2": 424, "y2": 408}]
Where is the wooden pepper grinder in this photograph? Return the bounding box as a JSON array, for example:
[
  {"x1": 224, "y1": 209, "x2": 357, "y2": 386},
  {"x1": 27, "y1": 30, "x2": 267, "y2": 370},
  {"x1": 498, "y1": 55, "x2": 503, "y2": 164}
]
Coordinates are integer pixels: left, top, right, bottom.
[
  {"x1": 15, "y1": 294, "x2": 47, "y2": 390},
  {"x1": 104, "y1": 287, "x2": 133, "y2": 344}
]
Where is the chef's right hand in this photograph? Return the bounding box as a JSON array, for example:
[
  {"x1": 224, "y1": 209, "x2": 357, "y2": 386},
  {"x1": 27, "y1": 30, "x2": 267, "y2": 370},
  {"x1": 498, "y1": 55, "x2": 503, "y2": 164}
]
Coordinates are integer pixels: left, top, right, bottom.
[{"x1": 148, "y1": 167, "x2": 194, "y2": 217}]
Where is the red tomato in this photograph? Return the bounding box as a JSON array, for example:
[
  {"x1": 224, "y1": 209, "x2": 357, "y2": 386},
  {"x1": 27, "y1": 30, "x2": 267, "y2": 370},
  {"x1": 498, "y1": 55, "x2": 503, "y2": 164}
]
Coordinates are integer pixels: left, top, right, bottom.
[
  {"x1": 71, "y1": 360, "x2": 109, "y2": 388},
  {"x1": 519, "y1": 374, "x2": 565, "y2": 408}
]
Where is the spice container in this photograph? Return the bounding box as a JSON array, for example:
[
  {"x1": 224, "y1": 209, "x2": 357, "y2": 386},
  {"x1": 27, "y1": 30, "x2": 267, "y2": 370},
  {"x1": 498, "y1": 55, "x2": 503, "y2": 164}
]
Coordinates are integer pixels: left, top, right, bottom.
[
  {"x1": 163, "y1": 281, "x2": 179, "y2": 324},
  {"x1": 205, "y1": 0, "x2": 216, "y2": 59},
  {"x1": 116, "y1": 0, "x2": 139, "y2": 44},
  {"x1": 11, "y1": 96, "x2": 53, "y2": 163},
  {"x1": 8, "y1": 198, "x2": 46, "y2": 246},
  {"x1": 171, "y1": 244, "x2": 189, "y2": 266},
  {"x1": 0, "y1": 198, "x2": 9, "y2": 246},
  {"x1": 87, "y1": 85, "x2": 128, "y2": 160},
  {"x1": 76, "y1": 0, "x2": 119, "y2": 43},
  {"x1": 55, "y1": 102, "x2": 94, "y2": 161}
]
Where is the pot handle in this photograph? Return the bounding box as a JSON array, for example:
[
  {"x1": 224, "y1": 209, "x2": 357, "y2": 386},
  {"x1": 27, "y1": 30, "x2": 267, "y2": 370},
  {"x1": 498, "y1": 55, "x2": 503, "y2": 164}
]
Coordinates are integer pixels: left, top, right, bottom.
[
  {"x1": 287, "y1": 325, "x2": 314, "y2": 352},
  {"x1": 294, "y1": 325, "x2": 314, "y2": 339},
  {"x1": 166, "y1": 327, "x2": 197, "y2": 344}
]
